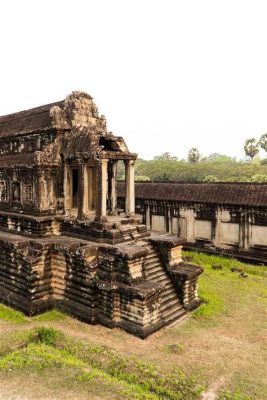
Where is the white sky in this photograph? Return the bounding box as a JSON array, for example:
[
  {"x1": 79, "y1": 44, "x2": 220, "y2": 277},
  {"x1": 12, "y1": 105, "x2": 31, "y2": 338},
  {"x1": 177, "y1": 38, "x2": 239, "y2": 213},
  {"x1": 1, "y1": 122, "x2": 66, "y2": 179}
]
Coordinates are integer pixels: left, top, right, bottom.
[{"x1": 1, "y1": 0, "x2": 267, "y2": 160}]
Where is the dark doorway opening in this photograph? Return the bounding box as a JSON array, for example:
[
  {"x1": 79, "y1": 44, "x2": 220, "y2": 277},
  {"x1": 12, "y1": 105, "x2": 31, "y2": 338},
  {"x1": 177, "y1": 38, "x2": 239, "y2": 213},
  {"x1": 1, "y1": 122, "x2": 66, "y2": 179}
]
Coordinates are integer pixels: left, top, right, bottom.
[
  {"x1": 12, "y1": 182, "x2": 21, "y2": 202},
  {"x1": 72, "y1": 169, "x2": 79, "y2": 209}
]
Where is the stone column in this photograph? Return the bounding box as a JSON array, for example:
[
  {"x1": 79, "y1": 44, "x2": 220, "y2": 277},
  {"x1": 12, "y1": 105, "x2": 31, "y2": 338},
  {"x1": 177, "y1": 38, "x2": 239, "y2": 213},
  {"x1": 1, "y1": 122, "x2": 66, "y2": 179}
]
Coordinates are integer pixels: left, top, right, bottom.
[
  {"x1": 83, "y1": 165, "x2": 89, "y2": 215},
  {"x1": 64, "y1": 164, "x2": 71, "y2": 214},
  {"x1": 124, "y1": 159, "x2": 135, "y2": 216},
  {"x1": 213, "y1": 209, "x2": 223, "y2": 247},
  {"x1": 111, "y1": 161, "x2": 118, "y2": 215},
  {"x1": 95, "y1": 159, "x2": 108, "y2": 222},
  {"x1": 78, "y1": 162, "x2": 85, "y2": 220},
  {"x1": 87, "y1": 167, "x2": 95, "y2": 211},
  {"x1": 145, "y1": 202, "x2": 151, "y2": 229},
  {"x1": 239, "y1": 211, "x2": 250, "y2": 250},
  {"x1": 36, "y1": 168, "x2": 44, "y2": 212},
  {"x1": 179, "y1": 209, "x2": 196, "y2": 243}
]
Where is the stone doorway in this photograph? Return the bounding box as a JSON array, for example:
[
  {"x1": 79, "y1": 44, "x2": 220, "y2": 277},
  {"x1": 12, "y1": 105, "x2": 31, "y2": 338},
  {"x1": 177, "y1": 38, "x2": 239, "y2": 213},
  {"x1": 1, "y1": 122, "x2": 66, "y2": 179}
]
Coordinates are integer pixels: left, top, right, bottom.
[
  {"x1": 86, "y1": 167, "x2": 95, "y2": 212},
  {"x1": 71, "y1": 168, "x2": 79, "y2": 209}
]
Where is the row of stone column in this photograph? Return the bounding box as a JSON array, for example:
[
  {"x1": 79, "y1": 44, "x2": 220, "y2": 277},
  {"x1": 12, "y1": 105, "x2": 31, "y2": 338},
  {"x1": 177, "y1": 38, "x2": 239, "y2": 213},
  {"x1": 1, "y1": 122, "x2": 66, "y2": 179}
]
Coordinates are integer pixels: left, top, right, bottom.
[
  {"x1": 95, "y1": 159, "x2": 135, "y2": 221},
  {"x1": 64, "y1": 159, "x2": 135, "y2": 221}
]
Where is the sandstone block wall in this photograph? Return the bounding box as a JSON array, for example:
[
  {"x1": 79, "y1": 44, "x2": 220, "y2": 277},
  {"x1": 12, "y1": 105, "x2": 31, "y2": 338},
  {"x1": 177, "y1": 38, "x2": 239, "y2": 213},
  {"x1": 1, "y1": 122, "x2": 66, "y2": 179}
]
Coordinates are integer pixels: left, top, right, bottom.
[{"x1": 0, "y1": 234, "x2": 202, "y2": 338}]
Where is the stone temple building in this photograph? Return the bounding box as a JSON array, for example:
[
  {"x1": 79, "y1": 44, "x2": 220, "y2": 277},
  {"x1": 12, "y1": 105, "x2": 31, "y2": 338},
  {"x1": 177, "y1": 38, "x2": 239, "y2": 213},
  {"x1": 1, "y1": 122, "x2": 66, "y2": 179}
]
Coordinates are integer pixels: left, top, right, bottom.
[
  {"x1": 118, "y1": 182, "x2": 267, "y2": 264},
  {"x1": 0, "y1": 91, "x2": 203, "y2": 338}
]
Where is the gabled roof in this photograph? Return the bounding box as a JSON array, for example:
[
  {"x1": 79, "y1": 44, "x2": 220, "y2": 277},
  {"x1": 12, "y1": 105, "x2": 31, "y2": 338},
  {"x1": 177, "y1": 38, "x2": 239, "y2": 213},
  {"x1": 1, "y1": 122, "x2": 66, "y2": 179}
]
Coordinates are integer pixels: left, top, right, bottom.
[
  {"x1": 117, "y1": 182, "x2": 267, "y2": 207},
  {"x1": 0, "y1": 101, "x2": 64, "y2": 138}
]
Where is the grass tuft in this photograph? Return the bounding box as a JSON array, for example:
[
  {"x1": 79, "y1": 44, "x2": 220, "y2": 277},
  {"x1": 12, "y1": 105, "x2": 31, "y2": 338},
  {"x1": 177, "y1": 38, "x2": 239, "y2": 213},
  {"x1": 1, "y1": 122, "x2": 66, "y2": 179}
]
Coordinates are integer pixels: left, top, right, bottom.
[
  {"x1": 33, "y1": 327, "x2": 64, "y2": 346},
  {"x1": 33, "y1": 309, "x2": 67, "y2": 322},
  {"x1": 183, "y1": 250, "x2": 266, "y2": 277},
  {"x1": 0, "y1": 342, "x2": 85, "y2": 371},
  {"x1": 164, "y1": 343, "x2": 185, "y2": 354},
  {"x1": 193, "y1": 285, "x2": 225, "y2": 318},
  {"x1": 0, "y1": 304, "x2": 27, "y2": 324},
  {"x1": 218, "y1": 390, "x2": 251, "y2": 400}
]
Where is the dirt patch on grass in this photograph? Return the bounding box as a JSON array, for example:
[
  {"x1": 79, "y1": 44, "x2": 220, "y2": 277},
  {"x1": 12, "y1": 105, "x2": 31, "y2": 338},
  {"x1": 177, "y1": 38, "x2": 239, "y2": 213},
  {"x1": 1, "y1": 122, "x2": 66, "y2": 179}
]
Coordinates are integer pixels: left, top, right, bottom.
[{"x1": 0, "y1": 369, "x2": 109, "y2": 400}]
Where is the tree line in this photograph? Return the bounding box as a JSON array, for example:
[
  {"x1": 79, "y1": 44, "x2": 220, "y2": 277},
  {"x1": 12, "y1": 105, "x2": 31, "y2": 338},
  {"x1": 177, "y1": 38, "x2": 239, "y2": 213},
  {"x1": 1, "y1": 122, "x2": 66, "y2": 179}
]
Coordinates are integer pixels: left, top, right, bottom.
[
  {"x1": 187, "y1": 132, "x2": 267, "y2": 163},
  {"x1": 117, "y1": 151, "x2": 267, "y2": 183}
]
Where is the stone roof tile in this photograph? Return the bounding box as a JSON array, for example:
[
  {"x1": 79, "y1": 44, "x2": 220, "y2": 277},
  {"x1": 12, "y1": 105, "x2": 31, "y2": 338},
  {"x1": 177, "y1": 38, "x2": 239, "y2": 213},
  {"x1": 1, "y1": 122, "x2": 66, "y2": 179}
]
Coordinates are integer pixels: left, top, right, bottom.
[
  {"x1": 0, "y1": 101, "x2": 64, "y2": 138},
  {"x1": 117, "y1": 182, "x2": 267, "y2": 207}
]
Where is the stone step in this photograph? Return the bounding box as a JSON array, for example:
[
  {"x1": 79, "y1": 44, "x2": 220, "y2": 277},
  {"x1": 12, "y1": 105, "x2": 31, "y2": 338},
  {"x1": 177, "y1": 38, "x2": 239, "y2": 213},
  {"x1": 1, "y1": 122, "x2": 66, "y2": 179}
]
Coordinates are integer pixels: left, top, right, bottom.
[
  {"x1": 161, "y1": 288, "x2": 180, "y2": 304},
  {"x1": 161, "y1": 301, "x2": 184, "y2": 317},
  {"x1": 162, "y1": 286, "x2": 177, "y2": 298},
  {"x1": 147, "y1": 274, "x2": 170, "y2": 285},
  {"x1": 161, "y1": 286, "x2": 179, "y2": 299},
  {"x1": 160, "y1": 297, "x2": 180, "y2": 311},
  {"x1": 147, "y1": 272, "x2": 169, "y2": 286},
  {"x1": 145, "y1": 267, "x2": 163, "y2": 276},
  {"x1": 145, "y1": 254, "x2": 158, "y2": 262},
  {"x1": 144, "y1": 259, "x2": 160, "y2": 268},
  {"x1": 130, "y1": 233, "x2": 142, "y2": 240},
  {"x1": 162, "y1": 307, "x2": 186, "y2": 324},
  {"x1": 163, "y1": 286, "x2": 178, "y2": 296},
  {"x1": 142, "y1": 242, "x2": 185, "y2": 326},
  {"x1": 145, "y1": 245, "x2": 156, "y2": 252},
  {"x1": 149, "y1": 268, "x2": 171, "y2": 279},
  {"x1": 145, "y1": 269, "x2": 161, "y2": 277},
  {"x1": 161, "y1": 287, "x2": 179, "y2": 299},
  {"x1": 145, "y1": 261, "x2": 160, "y2": 269},
  {"x1": 145, "y1": 265, "x2": 166, "y2": 277},
  {"x1": 145, "y1": 264, "x2": 175, "y2": 287},
  {"x1": 146, "y1": 248, "x2": 158, "y2": 254},
  {"x1": 147, "y1": 249, "x2": 157, "y2": 256},
  {"x1": 163, "y1": 304, "x2": 185, "y2": 318},
  {"x1": 147, "y1": 274, "x2": 164, "y2": 282},
  {"x1": 161, "y1": 291, "x2": 179, "y2": 306}
]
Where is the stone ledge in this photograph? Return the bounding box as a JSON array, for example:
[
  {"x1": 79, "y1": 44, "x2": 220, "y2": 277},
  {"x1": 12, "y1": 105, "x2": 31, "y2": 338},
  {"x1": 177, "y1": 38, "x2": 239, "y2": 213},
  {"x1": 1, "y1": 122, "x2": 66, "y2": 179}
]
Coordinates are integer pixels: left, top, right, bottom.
[
  {"x1": 97, "y1": 242, "x2": 148, "y2": 260},
  {"x1": 94, "y1": 278, "x2": 163, "y2": 300},
  {"x1": 119, "y1": 280, "x2": 163, "y2": 299},
  {"x1": 0, "y1": 209, "x2": 56, "y2": 221},
  {"x1": 169, "y1": 263, "x2": 204, "y2": 281},
  {"x1": 149, "y1": 234, "x2": 185, "y2": 248}
]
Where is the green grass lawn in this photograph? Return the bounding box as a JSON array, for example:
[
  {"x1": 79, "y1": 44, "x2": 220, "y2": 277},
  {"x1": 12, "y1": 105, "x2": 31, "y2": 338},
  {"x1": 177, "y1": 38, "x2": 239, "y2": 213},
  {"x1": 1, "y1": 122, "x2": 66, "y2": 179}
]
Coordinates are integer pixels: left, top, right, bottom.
[
  {"x1": 0, "y1": 303, "x2": 27, "y2": 324},
  {"x1": 183, "y1": 251, "x2": 266, "y2": 319}
]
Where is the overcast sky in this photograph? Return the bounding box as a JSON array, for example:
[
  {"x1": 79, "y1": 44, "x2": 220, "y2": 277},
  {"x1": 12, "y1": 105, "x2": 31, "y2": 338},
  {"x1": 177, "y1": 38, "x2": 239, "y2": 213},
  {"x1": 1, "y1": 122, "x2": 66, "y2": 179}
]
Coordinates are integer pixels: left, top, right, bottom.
[{"x1": 1, "y1": 0, "x2": 267, "y2": 160}]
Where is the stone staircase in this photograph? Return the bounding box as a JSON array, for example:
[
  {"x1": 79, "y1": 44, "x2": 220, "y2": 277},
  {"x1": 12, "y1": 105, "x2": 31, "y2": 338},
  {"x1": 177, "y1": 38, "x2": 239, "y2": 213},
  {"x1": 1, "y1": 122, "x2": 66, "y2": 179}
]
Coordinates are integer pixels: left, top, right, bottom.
[{"x1": 144, "y1": 243, "x2": 186, "y2": 325}]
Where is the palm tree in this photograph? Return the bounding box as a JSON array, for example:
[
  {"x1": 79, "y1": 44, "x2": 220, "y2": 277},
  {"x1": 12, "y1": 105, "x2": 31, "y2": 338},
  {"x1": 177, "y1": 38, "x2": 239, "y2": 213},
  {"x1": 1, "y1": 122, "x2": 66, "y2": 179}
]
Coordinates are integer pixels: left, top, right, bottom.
[
  {"x1": 259, "y1": 133, "x2": 267, "y2": 153},
  {"x1": 188, "y1": 148, "x2": 200, "y2": 163},
  {"x1": 244, "y1": 138, "x2": 259, "y2": 160}
]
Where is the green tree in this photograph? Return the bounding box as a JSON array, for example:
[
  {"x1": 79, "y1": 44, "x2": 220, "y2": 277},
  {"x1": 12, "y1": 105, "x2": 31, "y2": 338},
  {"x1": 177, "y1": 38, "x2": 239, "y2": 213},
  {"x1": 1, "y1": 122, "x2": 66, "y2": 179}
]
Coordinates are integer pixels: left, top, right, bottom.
[
  {"x1": 244, "y1": 138, "x2": 259, "y2": 160},
  {"x1": 259, "y1": 133, "x2": 267, "y2": 153},
  {"x1": 154, "y1": 152, "x2": 178, "y2": 161},
  {"x1": 202, "y1": 153, "x2": 235, "y2": 163},
  {"x1": 135, "y1": 175, "x2": 151, "y2": 181},
  {"x1": 188, "y1": 148, "x2": 200, "y2": 164},
  {"x1": 203, "y1": 175, "x2": 219, "y2": 182},
  {"x1": 249, "y1": 174, "x2": 267, "y2": 182},
  {"x1": 134, "y1": 156, "x2": 267, "y2": 182}
]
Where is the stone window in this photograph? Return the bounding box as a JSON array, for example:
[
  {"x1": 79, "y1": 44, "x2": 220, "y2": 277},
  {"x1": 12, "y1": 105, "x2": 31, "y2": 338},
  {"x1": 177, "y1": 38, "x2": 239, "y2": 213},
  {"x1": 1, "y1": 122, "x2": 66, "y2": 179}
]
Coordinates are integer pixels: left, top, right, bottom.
[{"x1": 12, "y1": 182, "x2": 21, "y2": 202}]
